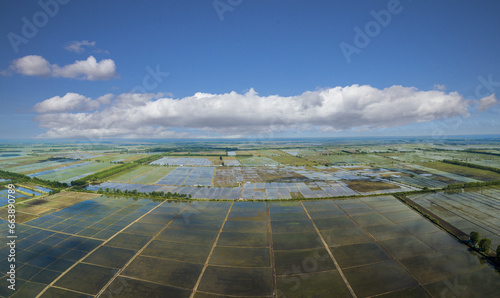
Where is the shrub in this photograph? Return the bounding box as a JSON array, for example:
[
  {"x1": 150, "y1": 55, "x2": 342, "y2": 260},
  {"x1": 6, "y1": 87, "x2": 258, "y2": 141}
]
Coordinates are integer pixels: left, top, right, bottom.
[
  {"x1": 479, "y1": 238, "x2": 492, "y2": 252},
  {"x1": 470, "y1": 231, "x2": 481, "y2": 245}
]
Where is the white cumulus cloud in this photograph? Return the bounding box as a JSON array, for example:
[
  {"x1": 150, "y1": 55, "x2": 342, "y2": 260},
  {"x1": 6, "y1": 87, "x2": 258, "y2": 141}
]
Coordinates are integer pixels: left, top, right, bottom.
[
  {"x1": 34, "y1": 93, "x2": 107, "y2": 113},
  {"x1": 33, "y1": 85, "x2": 472, "y2": 139},
  {"x1": 477, "y1": 93, "x2": 497, "y2": 111},
  {"x1": 10, "y1": 55, "x2": 51, "y2": 76},
  {"x1": 8, "y1": 55, "x2": 117, "y2": 81},
  {"x1": 65, "y1": 40, "x2": 96, "y2": 53},
  {"x1": 434, "y1": 84, "x2": 446, "y2": 91}
]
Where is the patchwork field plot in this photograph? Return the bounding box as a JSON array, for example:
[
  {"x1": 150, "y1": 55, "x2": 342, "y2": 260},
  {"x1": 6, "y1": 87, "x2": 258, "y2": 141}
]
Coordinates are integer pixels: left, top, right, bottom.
[
  {"x1": 155, "y1": 167, "x2": 215, "y2": 186},
  {"x1": 129, "y1": 166, "x2": 176, "y2": 184},
  {"x1": 409, "y1": 188, "x2": 500, "y2": 249},
  {"x1": 382, "y1": 152, "x2": 438, "y2": 163},
  {"x1": 108, "y1": 165, "x2": 157, "y2": 183},
  {"x1": 93, "y1": 153, "x2": 150, "y2": 163},
  {"x1": 151, "y1": 157, "x2": 213, "y2": 166},
  {"x1": 89, "y1": 178, "x2": 409, "y2": 200},
  {"x1": 1, "y1": 194, "x2": 497, "y2": 297},
  {"x1": 384, "y1": 167, "x2": 450, "y2": 189},
  {"x1": 0, "y1": 156, "x2": 46, "y2": 170},
  {"x1": 326, "y1": 155, "x2": 364, "y2": 165},
  {"x1": 5, "y1": 158, "x2": 77, "y2": 174},
  {"x1": 213, "y1": 166, "x2": 309, "y2": 187},
  {"x1": 237, "y1": 156, "x2": 281, "y2": 166},
  {"x1": 417, "y1": 161, "x2": 500, "y2": 182},
  {"x1": 346, "y1": 180, "x2": 400, "y2": 193},
  {"x1": 406, "y1": 164, "x2": 479, "y2": 183},
  {"x1": 36, "y1": 162, "x2": 116, "y2": 184},
  {"x1": 259, "y1": 149, "x2": 316, "y2": 166}
]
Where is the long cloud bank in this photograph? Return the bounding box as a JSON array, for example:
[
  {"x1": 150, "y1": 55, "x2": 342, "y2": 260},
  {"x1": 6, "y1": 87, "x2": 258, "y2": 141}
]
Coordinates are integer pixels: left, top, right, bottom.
[{"x1": 33, "y1": 84, "x2": 495, "y2": 139}]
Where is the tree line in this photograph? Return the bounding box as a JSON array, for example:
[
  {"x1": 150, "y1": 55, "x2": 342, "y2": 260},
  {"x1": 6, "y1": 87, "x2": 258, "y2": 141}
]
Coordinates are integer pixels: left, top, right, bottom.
[
  {"x1": 442, "y1": 159, "x2": 500, "y2": 174},
  {"x1": 0, "y1": 169, "x2": 68, "y2": 189}
]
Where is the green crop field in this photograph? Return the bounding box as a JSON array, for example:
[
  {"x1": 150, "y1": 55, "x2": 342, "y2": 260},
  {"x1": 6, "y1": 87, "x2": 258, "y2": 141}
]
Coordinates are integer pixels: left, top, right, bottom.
[
  {"x1": 38, "y1": 162, "x2": 116, "y2": 182},
  {"x1": 108, "y1": 165, "x2": 156, "y2": 183},
  {"x1": 418, "y1": 161, "x2": 500, "y2": 182},
  {"x1": 129, "y1": 166, "x2": 176, "y2": 184}
]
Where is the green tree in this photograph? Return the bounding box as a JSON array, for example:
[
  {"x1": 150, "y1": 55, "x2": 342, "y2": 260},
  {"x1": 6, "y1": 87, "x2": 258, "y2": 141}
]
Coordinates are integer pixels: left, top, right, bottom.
[
  {"x1": 496, "y1": 245, "x2": 500, "y2": 262},
  {"x1": 479, "y1": 238, "x2": 492, "y2": 252},
  {"x1": 470, "y1": 231, "x2": 481, "y2": 245}
]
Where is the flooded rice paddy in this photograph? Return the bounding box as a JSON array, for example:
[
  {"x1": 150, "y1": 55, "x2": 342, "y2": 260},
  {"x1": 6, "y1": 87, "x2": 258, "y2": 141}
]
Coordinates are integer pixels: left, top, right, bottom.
[{"x1": 1, "y1": 195, "x2": 499, "y2": 297}]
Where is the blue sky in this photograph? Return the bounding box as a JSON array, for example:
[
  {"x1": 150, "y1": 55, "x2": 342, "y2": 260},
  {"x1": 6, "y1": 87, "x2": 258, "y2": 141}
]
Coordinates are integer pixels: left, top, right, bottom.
[{"x1": 0, "y1": 0, "x2": 499, "y2": 140}]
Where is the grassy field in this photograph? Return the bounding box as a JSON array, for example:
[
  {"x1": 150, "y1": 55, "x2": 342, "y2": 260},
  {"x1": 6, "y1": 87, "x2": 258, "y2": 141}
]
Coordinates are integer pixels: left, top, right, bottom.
[
  {"x1": 418, "y1": 161, "x2": 500, "y2": 182},
  {"x1": 326, "y1": 155, "x2": 363, "y2": 165},
  {"x1": 92, "y1": 153, "x2": 150, "y2": 163},
  {"x1": 353, "y1": 154, "x2": 393, "y2": 165},
  {"x1": 237, "y1": 156, "x2": 281, "y2": 166},
  {"x1": 38, "y1": 162, "x2": 116, "y2": 182},
  {"x1": 263, "y1": 150, "x2": 316, "y2": 166},
  {"x1": 21, "y1": 160, "x2": 86, "y2": 175},
  {"x1": 129, "y1": 166, "x2": 176, "y2": 184},
  {"x1": 346, "y1": 180, "x2": 400, "y2": 192},
  {"x1": 108, "y1": 165, "x2": 156, "y2": 183},
  {"x1": 0, "y1": 191, "x2": 99, "y2": 223}
]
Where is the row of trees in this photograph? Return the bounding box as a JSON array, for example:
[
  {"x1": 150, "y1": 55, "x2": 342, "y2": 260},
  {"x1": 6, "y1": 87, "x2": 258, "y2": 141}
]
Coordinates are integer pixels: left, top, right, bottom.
[
  {"x1": 96, "y1": 188, "x2": 190, "y2": 199},
  {"x1": 71, "y1": 163, "x2": 139, "y2": 186},
  {"x1": 0, "y1": 169, "x2": 68, "y2": 189},
  {"x1": 445, "y1": 180, "x2": 500, "y2": 190},
  {"x1": 469, "y1": 231, "x2": 500, "y2": 262},
  {"x1": 443, "y1": 159, "x2": 500, "y2": 174},
  {"x1": 464, "y1": 150, "x2": 500, "y2": 157}
]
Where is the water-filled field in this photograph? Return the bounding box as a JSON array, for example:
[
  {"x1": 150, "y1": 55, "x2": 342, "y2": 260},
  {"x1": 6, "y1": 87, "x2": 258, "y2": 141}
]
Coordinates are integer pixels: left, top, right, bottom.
[
  {"x1": 88, "y1": 179, "x2": 412, "y2": 200},
  {"x1": 409, "y1": 187, "x2": 500, "y2": 249},
  {"x1": 1, "y1": 194, "x2": 498, "y2": 297},
  {"x1": 151, "y1": 157, "x2": 213, "y2": 166},
  {"x1": 36, "y1": 162, "x2": 116, "y2": 184}
]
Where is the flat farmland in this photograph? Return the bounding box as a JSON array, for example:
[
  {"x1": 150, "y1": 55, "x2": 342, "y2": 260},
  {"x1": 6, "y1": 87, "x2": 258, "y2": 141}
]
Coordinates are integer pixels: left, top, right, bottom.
[
  {"x1": 151, "y1": 156, "x2": 214, "y2": 166},
  {"x1": 380, "y1": 152, "x2": 437, "y2": 163},
  {"x1": 108, "y1": 165, "x2": 156, "y2": 183},
  {"x1": 150, "y1": 156, "x2": 236, "y2": 166},
  {"x1": 326, "y1": 154, "x2": 364, "y2": 165},
  {"x1": 406, "y1": 164, "x2": 479, "y2": 183},
  {"x1": 154, "y1": 167, "x2": 215, "y2": 186},
  {"x1": 4, "y1": 158, "x2": 77, "y2": 174},
  {"x1": 417, "y1": 161, "x2": 500, "y2": 182},
  {"x1": 20, "y1": 160, "x2": 86, "y2": 176},
  {"x1": 93, "y1": 153, "x2": 151, "y2": 163},
  {"x1": 409, "y1": 188, "x2": 500, "y2": 249},
  {"x1": 129, "y1": 166, "x2": 176, "y2": 184},
  {"x1": 257, "y1": 149, "x2": 316, "y2": 166},
  {"x1": 237, "y1": 156, "x2": 281, "y2": 166},
  {"x1": 0, "y1": 156, "x2": 48, "y2": 170},
  {"x1": 346, "y1": 180, "x2": 400, "y2": 193},
  {"x1": 1, "y1": 195, "x2": 498, "y2": 297},
  {"x1": 352, "y1": 154, "x2": 393, "y2": 165},
  {"x1": 37, "y1": 162, "x2": 116, "y2": 183}
]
